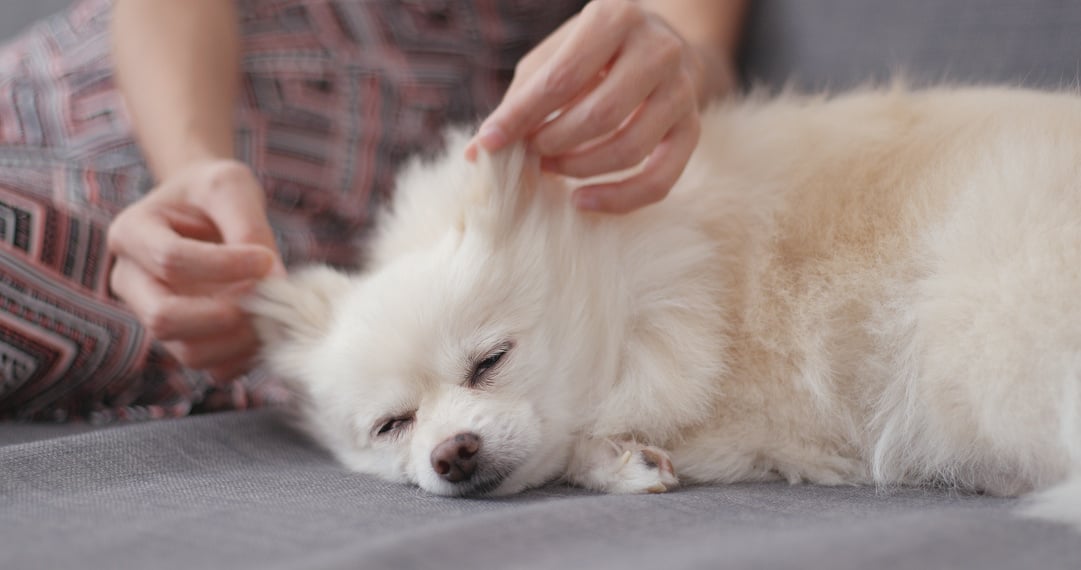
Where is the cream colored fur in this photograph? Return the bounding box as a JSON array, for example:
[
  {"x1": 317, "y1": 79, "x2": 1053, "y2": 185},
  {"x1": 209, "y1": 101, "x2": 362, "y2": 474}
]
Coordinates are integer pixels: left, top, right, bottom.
[{"x1": 247, "y1": 86, "x2": 1081, "y2": 527}]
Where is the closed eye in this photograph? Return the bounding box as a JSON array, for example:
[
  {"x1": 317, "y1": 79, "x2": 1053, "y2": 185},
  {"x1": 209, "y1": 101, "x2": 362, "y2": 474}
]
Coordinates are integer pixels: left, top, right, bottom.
[
  {"x1": 468, "y1": 341, "x2": 513, "y2": 388},
  {"x1": 374, "y1": 413, "x2": 414, "y2": 438}
]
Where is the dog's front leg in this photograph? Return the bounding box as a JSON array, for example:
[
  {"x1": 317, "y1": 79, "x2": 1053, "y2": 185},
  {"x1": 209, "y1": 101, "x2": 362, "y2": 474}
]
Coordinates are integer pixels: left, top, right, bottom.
[{"x1": 563, "y1": 437, "x2": 679, "y2": 494}]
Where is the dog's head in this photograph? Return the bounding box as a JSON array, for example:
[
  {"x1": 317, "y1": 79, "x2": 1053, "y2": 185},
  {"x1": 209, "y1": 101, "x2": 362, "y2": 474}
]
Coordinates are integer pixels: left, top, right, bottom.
[{"x1": 247, "y1": 138, "x2": 605, "y2": 495}]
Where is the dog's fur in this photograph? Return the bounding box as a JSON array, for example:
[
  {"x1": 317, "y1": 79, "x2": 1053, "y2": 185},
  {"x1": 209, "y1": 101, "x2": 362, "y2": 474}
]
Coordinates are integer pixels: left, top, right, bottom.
[{"x1": 247, "y1": 86, "x2": 1081, "y2": 525}]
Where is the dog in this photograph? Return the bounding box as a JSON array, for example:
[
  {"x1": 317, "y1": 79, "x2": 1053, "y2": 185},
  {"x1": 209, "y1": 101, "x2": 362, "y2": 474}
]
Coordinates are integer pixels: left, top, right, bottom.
[{"x1": 246, "y1": 85, "x2": 1081, "y2": 525}]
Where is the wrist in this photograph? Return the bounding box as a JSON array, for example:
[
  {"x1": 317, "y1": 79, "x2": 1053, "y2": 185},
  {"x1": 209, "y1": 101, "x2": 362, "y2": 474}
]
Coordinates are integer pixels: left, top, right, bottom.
[
  {"x1": 688, "y1": 42, "x2": 738, "y2": 107},
  {"x1": 152, "y1": 134, "x2": 236, "y2": 182}
]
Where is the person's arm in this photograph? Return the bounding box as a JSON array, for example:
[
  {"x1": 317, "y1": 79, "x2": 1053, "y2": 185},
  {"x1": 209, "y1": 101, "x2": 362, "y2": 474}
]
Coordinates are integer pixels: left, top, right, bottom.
[
  {"x1": 108, "y1": 1, "x2": 281, "y2": 381},
  {"x1": 112, "y1": 0, "x2": 240, "y2": 179}
]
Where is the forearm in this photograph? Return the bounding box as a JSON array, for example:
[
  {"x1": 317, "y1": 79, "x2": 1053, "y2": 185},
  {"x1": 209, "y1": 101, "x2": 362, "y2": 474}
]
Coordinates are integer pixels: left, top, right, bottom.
[
  {"x1": 639, "y1": 0, "x2": 747, "y2": 102},
  {"x1": 112, "y1": 0, "x2": 241, "y2": 181}
]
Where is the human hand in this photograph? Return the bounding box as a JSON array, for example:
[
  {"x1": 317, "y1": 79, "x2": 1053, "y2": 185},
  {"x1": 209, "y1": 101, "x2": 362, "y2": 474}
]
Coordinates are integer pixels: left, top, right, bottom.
[
  {"x1": 468, "y1": 0, "x2": 735, "y2": 213},
  {"x1": 107, "y1": 160, "x2": 283, "y2": 381}
]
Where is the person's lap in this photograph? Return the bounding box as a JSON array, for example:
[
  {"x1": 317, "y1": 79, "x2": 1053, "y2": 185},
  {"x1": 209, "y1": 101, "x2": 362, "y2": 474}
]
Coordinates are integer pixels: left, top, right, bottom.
[{"x1": 0, "y1": 0, "x2": 583, "y2": 422}]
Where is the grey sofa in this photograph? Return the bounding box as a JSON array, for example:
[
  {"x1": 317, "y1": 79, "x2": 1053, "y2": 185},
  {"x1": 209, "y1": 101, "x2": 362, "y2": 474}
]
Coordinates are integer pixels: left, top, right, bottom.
[
  {"x1": 0, "y1": 0, "x2": 70, "y2": 41},
  {"x1": 4, "y1": 2, "x2": 1081, "y2": 569}
]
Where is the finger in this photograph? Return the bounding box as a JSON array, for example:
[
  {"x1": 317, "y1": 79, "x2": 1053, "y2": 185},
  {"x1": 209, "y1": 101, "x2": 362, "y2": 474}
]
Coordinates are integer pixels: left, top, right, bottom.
[
  {"x1": 502, "y1": 13, "x2": 577, "y2": 96},
  {"x1": 544, "y1": 77, "x2": 696, "y2": 178},
  {"x1": 207, "y1": 359, "x2": 257, "y2": 385},
  {"x1": 128, "y1": 219, "x2": 274, "y2": 284},
  {"x1": 464, "y1": 13, "x2": 579, "y2": 154},
  {"x1": 530, "y1": 25, "x2": 678, "y2": 156},
  {"x1": 467, "y1": 27, "x2": 558, "y2": 156},
  {"x1": 471, "y1": 61, "x2": 608, "y2": 160},
  {"x1": 572, "y1": 115, "x2": 700, "y2": 214},
  {"x1": 474, "y1": 1, "x2": 642, "y2": 151},
  {"x1": 164, "y1": 323, "x2": 259, "y2": 371},
  {"x1": 111, "y1": 258, "x2": 247, "y2": 341},
  {"x1": 162, "y1": 204, "x2": 223, "y2": 243},
  {"x1": 268, "y1": 257, "x2": 287, "y2": 278}
]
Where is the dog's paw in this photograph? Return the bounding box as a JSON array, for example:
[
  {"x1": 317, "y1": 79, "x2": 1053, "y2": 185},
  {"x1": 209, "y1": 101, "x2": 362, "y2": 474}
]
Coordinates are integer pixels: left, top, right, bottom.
[
  {"x1": 611, "y1": 444, "x2": 679, "y2": 494},
  {"x1": 566, "y1": 438, "x2": 679, "y2": 494}
]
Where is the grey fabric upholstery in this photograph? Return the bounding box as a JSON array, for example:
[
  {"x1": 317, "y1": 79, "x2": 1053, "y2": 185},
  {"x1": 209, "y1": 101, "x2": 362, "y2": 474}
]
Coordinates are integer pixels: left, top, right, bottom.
[
  {"x1": 4, "y1": 411, "x2": 1080, "y2": 570},
  {"x1": 5, "y1": 1, "x2": 1081, "y2": 569},
  {"x1": 741, "y1": 0, "x2": 1081, "y2": 90},
  {"x1": 0, "y1": 0, "x2": 72, "y2": 42}
]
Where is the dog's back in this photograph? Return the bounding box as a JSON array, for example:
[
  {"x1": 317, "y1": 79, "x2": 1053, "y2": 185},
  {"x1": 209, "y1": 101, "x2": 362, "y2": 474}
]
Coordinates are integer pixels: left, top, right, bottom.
[{"x1": 661, "y1": 87, "x2": 1081, "y2": 496}]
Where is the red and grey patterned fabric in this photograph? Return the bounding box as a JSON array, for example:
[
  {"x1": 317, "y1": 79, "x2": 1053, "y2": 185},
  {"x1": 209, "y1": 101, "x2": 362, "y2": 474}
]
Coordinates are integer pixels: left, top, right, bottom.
[{"x1": 0, "y1": 0, "x2": 584, "y2": 422}]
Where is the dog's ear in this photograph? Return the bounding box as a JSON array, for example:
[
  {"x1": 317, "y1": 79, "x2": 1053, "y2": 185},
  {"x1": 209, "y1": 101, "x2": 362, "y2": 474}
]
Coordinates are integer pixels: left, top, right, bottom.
[
  {"x1": 244, "y1": 265, "x2": 353, "y2": 349},
  {"x1": 469, "y1": 142, "x2": 542, "y2": 237}
]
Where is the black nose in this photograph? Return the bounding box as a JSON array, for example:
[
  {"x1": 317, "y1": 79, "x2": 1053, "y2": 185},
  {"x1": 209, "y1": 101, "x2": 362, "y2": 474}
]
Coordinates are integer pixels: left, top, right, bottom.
[{"x1": 431, "y1": 432, "x2": 481, "y2": 483}]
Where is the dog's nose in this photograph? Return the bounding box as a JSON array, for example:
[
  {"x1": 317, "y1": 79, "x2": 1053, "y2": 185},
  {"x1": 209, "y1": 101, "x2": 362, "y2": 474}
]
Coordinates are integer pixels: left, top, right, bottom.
[{"x1": 431, "y1": 432, "x2": 481, "y2": 483}]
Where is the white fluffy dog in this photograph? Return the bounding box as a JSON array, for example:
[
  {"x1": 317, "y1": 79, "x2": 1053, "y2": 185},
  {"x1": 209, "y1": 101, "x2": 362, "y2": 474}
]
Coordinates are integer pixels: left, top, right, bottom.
[{"x1": 247, "y1": 86, "x2": 1081, "y2": 524}]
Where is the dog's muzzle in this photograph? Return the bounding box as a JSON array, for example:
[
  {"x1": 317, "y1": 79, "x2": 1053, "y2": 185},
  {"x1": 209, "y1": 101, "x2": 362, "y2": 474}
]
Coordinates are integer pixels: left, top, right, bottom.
[{"x1": 429, "y1": 432, "x2": 509, "y2": 496}]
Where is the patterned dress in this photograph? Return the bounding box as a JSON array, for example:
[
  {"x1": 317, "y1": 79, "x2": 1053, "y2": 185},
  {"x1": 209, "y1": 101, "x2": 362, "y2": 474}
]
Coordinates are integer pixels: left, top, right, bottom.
[{"x1": 0, "y1": 0, "x2": 585, "y2": 422}]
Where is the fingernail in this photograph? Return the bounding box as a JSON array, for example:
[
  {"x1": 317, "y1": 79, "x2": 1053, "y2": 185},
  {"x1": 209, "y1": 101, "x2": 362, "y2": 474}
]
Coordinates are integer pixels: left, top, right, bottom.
[
  {"x1": 476, "y1": 124, "x2": 507, "y2": 150},
  {"x1": 269, "y1": 259, "x2": 287, "y2": 278}
]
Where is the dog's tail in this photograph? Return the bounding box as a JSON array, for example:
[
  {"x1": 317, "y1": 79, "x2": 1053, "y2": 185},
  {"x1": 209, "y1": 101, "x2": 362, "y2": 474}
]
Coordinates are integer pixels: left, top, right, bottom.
[{"x1": 1017, "y1": 471, "x2": 1081, "y2": 532}]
